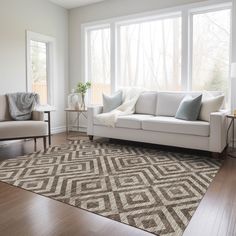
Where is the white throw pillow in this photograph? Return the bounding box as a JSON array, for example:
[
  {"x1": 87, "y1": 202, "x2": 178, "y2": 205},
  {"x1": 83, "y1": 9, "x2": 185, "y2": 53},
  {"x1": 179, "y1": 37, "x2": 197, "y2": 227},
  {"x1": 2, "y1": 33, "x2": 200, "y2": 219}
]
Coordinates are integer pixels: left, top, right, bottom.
[{"x1": 199, "y1": 95, "x2": 224, "y2": 122}]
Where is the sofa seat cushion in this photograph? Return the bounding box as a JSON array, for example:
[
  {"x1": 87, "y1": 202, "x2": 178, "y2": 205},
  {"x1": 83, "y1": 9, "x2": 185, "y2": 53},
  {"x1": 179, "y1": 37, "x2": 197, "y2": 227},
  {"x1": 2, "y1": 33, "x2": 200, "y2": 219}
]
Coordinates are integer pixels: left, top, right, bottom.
[
  {"x1": 116, "y1": 115, "x2": 154, "y2": 129},
  {"x1": 94, "y1": 114, "x2": 154, "y2": 129},
  {"x1": 142, "y1": 116, "x2": 210, "y2": 137},
  {"x1": 0, "y1": 121, "x2": 48, "y2": 139}
]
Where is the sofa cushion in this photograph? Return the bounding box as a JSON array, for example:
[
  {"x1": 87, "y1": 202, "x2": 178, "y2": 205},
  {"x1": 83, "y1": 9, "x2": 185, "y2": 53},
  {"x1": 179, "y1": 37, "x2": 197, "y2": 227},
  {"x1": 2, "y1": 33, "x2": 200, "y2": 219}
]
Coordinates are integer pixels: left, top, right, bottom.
[
  {"x1": 142, "y1": 116, "x2": 210, "y2": 137},
  {"x1": 116, "y1": 115, "x2": 154, "y2": 129},
  {"x1": 0, "y1": 121, "x2": 48, "y2": 139},
  {"x1": 156, "y1": 92, "x2": 185, "y2": 117},
  {"x1": 94, "y1": 114, "x2": 154, "y2": 129},
  {"x1": 156, "y1": 92, "x2": 203, "y2": 117},
  {"x1": 135, "y1": 92, "x2": 157, "y2": 115}
]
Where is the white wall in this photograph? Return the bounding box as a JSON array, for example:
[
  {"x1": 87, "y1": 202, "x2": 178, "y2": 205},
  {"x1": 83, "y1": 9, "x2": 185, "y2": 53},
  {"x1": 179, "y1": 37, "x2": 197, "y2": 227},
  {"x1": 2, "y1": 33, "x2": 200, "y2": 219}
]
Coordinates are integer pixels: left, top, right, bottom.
[
  {"x1": 0, "y1": 0, "x2": 69, "y2": 132},
  {"x1": 69, "y1": 0, "x2": 207, "y2": 90}
]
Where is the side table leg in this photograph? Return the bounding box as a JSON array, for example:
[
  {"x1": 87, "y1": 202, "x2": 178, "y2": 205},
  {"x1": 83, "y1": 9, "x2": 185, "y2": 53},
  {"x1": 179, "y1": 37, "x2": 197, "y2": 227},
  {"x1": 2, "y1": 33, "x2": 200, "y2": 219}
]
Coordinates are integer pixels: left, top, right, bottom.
[
  {"x1": 48, "y1": 112, "x2": 51, "y2": 146},
  {"x1": 233, "y1": 119, "x2": 235, "y2": 150},
  {"x1": 66, "y1": 112, "x2": 69, "y2": 138}
]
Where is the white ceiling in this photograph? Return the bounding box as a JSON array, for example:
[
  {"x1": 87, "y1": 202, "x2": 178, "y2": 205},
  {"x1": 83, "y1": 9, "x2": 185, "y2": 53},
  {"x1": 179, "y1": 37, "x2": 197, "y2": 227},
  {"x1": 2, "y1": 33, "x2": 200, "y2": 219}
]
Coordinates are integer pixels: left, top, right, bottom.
[{"x1": 49, "y1": 0, "x2": 105, "y2": 9}]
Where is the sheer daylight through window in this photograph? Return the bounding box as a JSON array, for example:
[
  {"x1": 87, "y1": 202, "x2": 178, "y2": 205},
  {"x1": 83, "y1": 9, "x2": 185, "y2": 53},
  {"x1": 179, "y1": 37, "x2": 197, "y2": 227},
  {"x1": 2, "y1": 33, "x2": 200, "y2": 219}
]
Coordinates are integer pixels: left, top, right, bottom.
[
  {"x1": 87, "y1": 27, "x2": 111, "y2": 104},
  {"x1": 84, "y1": 3, "x2": 232, "y2": 105},
  {"x1": 192, "y1": 9, "x2": 231, "y2": 98},
  {"x1": 118, "y1": 16, "x2": 182, "y2": 91},
  {"x1": 30, "y1": 40, "x2": 48, "y2": 105}
]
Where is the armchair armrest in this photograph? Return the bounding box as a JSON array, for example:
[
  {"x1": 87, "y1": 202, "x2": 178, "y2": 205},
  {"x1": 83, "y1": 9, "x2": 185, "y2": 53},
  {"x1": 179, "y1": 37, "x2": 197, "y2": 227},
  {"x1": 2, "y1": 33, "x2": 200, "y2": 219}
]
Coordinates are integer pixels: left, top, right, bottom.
[
  {"x1": 209, "y1": 110, "x2": 229, "y2": 153},
  {"x1": 32, "y1": 111, "x2": 44, "y2": 121},
  {"x1": 87, "y1": 105, "x2": 103, "y2": 135}
]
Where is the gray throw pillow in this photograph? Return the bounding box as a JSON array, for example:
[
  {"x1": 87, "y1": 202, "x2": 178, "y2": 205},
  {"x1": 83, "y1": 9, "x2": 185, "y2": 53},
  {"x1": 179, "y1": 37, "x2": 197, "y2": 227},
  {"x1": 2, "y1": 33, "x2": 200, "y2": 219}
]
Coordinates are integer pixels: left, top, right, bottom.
[
  {"x1": 103, "y1": 91, "x2": 123, "y2": 113},
  {"x1": 175, "y1": 95, "x2": 202, "y2": 121}
]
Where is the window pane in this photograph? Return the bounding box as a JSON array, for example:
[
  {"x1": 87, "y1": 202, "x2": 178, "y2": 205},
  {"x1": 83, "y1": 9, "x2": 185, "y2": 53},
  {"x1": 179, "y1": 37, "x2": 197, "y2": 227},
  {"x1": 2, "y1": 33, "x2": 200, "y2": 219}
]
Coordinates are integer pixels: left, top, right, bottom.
[
  {"x1": 118, "y1": 16, "x2": 182, "y2": 91},
  {"x1": 192, "y1": 9, "x2": 231, "y2": 99},
  {"x1": 30, "y1": 40, "x2": 48, "y2": 105},
  {"x1": 88, "y1": 28, "x2": 111, "y2": 104}
]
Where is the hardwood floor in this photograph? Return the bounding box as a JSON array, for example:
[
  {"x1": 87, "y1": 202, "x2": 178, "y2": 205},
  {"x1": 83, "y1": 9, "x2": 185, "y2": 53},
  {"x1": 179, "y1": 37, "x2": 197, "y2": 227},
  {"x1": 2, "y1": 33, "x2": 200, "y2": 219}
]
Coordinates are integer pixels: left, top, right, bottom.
[
  {"x1": 0, "y1": 182, "x2": 154, "y2": 236},
  {"x1": 183, "y1": 156, "x2": 236, "y2": 236},
  {"x1": 0, "y1": 133, "x2": 236, "y2": 236}
]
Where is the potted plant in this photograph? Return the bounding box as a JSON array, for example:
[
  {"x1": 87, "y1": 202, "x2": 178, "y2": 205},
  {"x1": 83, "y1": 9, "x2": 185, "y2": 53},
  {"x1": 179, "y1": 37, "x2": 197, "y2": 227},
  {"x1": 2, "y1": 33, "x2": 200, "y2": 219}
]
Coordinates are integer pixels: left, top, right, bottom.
[{"x1": 76, "y1": 82, "x2": 91, "y2": 110}]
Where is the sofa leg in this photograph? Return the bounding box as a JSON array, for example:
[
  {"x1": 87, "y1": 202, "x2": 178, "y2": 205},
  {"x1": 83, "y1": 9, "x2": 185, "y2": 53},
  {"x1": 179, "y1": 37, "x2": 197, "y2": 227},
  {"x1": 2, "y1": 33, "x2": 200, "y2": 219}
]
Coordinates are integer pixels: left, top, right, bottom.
[
  {"x1": 34, "y1": 138, "x2": 37, "y2": 151},
  {"x1": 43, "y1": 137, "x2": 47, "y2": 151},
  {"x1": 211, "y1": 151, "x2": 226, "y2": 159},
  {"x1": 89, "y1": 135, "x2": 94, "y2": 141}
]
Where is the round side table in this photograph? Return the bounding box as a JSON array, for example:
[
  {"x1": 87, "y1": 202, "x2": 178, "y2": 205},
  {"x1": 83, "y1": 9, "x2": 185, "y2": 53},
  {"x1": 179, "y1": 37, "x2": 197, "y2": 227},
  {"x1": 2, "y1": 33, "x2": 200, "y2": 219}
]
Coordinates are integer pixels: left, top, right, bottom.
[{"x1": 65, "y1": 108, "x2": 88, "y2": 140}]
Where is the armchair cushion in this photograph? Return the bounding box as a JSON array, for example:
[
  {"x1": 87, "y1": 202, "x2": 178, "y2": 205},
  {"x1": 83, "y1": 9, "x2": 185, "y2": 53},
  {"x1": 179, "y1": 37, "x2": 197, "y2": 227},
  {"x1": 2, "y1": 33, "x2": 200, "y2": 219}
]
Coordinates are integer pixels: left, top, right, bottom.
[{"x1": 0, "y1": 121, "x2": 48, "y2": 139}]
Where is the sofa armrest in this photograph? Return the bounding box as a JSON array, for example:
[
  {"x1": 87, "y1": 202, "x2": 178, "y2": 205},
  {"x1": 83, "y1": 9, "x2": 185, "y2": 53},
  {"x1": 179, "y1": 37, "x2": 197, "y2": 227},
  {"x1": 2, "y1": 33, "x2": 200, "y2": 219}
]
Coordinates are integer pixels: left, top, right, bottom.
[
  {"x1": 209, "y1": 110, "x2": 229, "y2": 153},
  {"x1": 32, "y1": 111, "x2": 44, "y2": 121},
  {"x1": 87, "y1": 105, "x2": 103, "y2": 135}
]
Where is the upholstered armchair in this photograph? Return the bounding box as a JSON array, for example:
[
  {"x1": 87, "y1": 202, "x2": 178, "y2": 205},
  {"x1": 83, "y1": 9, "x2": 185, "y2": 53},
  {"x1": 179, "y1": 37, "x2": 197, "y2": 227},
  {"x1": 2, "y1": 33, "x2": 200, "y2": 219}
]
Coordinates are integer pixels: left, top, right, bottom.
[{"x1": 0, "y1": 95, "x2": 48, "y2": 150}]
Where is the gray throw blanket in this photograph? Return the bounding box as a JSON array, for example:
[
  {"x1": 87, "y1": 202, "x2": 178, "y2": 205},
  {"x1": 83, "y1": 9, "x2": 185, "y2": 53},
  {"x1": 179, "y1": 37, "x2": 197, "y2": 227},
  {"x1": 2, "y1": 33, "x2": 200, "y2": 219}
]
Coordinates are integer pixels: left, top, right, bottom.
[{"x1": 7, "y1": 93, "x2": 39, "y2": 121}]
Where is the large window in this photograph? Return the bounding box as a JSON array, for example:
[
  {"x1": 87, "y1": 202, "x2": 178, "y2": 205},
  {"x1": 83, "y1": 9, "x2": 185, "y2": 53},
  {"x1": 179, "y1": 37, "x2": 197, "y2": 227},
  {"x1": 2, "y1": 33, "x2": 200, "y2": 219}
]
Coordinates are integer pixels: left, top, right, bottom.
[
  {"x1": 30, "y1": 40, "x2": 48, "y2": 104},
  {"x1": 83, "y1": 2, "x2": 232, "y2": 105},
  {"x1": 191, "y1": 8, "x2": 231, "y2": 98},
  {"x1": 27, "y1": 31, "x2": 55, "y2": 105},
  {"x1": 87, "y1": 27, "x2": 111, "y2": 104},
  {"x1": 119, "y1": 16, "x2": 181, "y2": 91}
]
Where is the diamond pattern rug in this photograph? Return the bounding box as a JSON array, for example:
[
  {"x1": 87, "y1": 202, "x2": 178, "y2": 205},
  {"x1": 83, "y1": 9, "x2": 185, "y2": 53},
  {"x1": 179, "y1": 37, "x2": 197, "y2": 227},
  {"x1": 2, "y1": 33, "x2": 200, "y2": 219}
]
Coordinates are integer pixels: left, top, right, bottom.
[{"x1": 0, "y1": 140, "x2": 222, "y2": 236}]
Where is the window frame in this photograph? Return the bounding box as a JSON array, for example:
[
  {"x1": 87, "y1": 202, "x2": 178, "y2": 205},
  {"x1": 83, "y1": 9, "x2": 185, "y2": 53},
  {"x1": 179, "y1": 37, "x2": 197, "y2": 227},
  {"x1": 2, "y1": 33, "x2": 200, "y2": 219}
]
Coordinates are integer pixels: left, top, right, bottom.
[
  {"x1": 26, "y1": 31, "x2": 56, "y2": 105},
  {"x1": 81, "y1": 0, "x2": 232, "y2": 105},
  {"x1": 84, "y1": 25, "x2": 111, "y2": 104},
  {"x1": 188, "y1": 5, "x2": 232, "y2": 93}
]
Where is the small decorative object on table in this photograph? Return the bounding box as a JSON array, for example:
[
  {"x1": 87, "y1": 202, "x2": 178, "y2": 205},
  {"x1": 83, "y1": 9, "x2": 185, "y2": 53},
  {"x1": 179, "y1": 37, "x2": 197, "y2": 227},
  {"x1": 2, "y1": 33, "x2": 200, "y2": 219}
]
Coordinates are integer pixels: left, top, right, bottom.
[
  {"x1": 76, "y1": 82, "x2": 91, "y2": 110},
  {"x1": 67, "y1": 89, "x2": 79, "y2": 109}
]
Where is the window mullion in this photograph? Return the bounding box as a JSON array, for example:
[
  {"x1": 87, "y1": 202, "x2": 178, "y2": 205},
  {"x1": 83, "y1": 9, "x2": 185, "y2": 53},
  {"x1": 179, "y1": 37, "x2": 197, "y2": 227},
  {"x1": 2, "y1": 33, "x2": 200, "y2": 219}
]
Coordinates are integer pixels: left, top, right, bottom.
[
  {"x1": 181, "y1": 9, "x2": 190, "y2": 91},
  {"x1": 110, "y1": 23, "x2": 116, "y2": 93}
]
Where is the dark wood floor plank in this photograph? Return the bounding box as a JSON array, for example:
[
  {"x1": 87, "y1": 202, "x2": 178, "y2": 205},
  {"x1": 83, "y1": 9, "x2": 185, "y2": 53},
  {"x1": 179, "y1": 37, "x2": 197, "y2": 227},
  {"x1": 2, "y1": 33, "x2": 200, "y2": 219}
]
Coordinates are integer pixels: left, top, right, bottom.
[
  {"x1": 183, "y1": 157, "x2": 236, "y2": 236},
  {"x1": 0, "y1": 182, "x2": 154, "y2": 236}
]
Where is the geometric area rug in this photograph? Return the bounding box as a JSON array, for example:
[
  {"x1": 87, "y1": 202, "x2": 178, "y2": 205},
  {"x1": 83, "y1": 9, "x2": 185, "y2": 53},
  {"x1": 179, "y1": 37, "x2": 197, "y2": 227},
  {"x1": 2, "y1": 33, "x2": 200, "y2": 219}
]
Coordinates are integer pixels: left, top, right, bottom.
[{"x1": 0, "y1": 140, "x2": 222, "y2": 236}]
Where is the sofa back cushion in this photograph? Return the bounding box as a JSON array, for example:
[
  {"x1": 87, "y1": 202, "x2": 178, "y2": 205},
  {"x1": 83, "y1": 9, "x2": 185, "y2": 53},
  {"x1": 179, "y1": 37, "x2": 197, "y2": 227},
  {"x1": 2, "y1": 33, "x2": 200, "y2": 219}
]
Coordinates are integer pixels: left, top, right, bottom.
[
  {"x1": 156, "y1": 91, "x2": 224, "y2": 117},
  {"x1": 135, "y1": 92, "x2": 157, "y2": 115},
  {"x1": 156, "y1": 92, "x2": 203, "y2": 117},
  {"x1": 0, "y1": 95, "x2": 11, "y2": 121}
]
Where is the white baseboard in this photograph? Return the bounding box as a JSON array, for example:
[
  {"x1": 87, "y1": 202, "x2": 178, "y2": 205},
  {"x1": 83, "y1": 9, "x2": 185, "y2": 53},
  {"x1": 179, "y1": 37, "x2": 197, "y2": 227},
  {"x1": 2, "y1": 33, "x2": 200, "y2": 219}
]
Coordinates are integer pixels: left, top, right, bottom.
[
  {"x1": 51, "y1": 126, "x2": 66, "y2": 134},
  {"x1": 51, "y1": 126, "x2": 87, "y2": 134},
  {"x1": 69, "y1": 126, "x2": 87, "y2": 133}
]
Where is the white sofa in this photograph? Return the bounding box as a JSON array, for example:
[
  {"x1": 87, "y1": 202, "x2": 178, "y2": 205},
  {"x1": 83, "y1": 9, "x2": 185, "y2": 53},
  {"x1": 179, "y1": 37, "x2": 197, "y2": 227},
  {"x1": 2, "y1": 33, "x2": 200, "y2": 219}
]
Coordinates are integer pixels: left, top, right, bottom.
[{"x1": 87, "y1": 91, "x2": 228, "y2": 154}]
